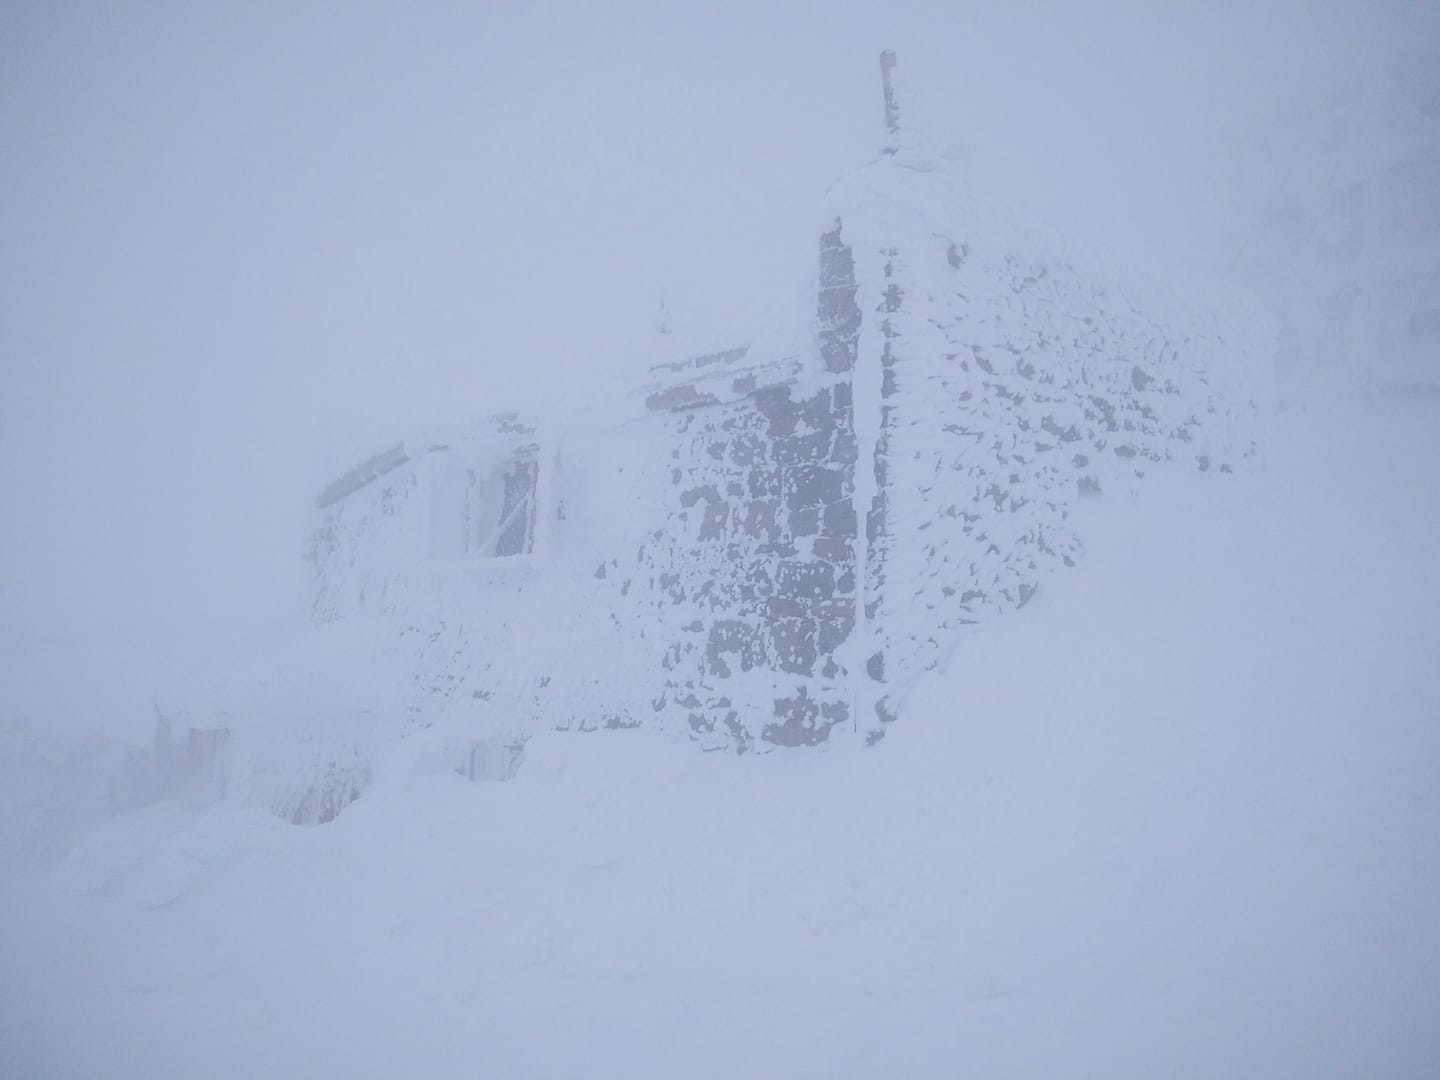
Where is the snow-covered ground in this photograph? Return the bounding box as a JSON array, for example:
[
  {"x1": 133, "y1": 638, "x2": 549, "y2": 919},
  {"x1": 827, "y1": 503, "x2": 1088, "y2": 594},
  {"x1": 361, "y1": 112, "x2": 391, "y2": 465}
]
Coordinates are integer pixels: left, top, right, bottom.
[{"x1": 2, "y1": 394, "x2": 1437, "y2": 1079}]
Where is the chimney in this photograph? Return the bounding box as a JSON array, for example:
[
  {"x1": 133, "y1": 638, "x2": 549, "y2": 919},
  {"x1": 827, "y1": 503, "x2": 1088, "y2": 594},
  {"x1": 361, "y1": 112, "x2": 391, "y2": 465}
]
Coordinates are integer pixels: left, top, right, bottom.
[{"x1": 880, "y1": 50, "x2": 901, "y2": 146}]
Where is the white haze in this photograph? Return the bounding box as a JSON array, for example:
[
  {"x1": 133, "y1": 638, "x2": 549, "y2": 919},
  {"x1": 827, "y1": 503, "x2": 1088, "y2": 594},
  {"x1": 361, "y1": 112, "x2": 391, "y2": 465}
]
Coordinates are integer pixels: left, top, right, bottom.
[
  {"x1": 0, "y1": 0, "x2": 1423, "y2": 643},
  {"x1": 2, "y1": 4, "x2": 1439, "y2": 1077},
  {"x1": 3, "y1": 401, "x2": 1438, "y2": 1077}
]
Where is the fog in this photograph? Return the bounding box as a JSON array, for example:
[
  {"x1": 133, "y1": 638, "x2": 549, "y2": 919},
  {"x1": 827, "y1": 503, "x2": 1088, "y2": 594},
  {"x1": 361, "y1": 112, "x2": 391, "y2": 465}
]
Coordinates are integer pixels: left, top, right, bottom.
[
  {"x1": 1, "y1": 0, "x2": 1422, "y2": 643},
  {"x1": 4, "y1": 5, "x2": 1440, "y2": 1077}
]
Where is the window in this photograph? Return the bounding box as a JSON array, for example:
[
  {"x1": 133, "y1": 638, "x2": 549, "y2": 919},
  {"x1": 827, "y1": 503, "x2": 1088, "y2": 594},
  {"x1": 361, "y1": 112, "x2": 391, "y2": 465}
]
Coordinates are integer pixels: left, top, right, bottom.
[{"x1": 429, "y1": 450, "x2": 539, "y2": 559}]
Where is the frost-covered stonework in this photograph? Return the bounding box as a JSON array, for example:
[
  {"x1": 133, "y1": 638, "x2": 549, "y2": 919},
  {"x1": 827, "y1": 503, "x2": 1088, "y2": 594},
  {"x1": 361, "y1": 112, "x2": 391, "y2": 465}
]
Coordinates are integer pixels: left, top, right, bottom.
[
  {"x1": 293, "y1": 346, "x2": 863, "y2": 754},
  {"x1": 831, "y1": 131, "x2": 1266, "y2": 728},
  {"x1": 161, "y1": 54, "x2": 1270, "y2": 821}
]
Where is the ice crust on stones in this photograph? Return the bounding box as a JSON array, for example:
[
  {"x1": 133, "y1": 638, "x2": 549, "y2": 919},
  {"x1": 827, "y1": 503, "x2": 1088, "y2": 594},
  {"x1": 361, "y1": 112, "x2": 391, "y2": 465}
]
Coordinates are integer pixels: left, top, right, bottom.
[{"x1": 158, "y1": 55, "x2": 1271, "y2": 823}]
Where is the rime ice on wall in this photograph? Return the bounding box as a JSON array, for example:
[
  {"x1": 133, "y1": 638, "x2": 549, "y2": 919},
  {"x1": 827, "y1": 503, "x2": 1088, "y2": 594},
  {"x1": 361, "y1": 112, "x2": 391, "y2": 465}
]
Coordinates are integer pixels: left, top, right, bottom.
[
  {"x1": 827, "y1": 52, "x2": 1265, "y2": 727},
  {"x1": 828, "y1": 148, "x2": 1265, "y2": 725},
  {"x1": 292, "y1": 138, "x2": 1262, "y2": 750},
  {"x1": 162, "y1": 54, "x2": 1269, "y2": 823},
  {"x1": 304, "y1": 414, "x2": 543, "y2": 624},
  {"x1": 635, "y1": 351, "x2": 859, "y2": 749},
  {"x1": 296, "y1": 355, "x2": 865, "y2": 752}
]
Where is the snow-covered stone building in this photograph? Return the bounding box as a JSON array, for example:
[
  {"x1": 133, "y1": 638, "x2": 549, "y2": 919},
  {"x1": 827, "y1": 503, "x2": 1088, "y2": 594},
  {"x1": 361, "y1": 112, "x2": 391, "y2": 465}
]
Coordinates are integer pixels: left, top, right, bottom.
[{"x1": 163, "y1": 54, "x2": 1268, "y2": 821}]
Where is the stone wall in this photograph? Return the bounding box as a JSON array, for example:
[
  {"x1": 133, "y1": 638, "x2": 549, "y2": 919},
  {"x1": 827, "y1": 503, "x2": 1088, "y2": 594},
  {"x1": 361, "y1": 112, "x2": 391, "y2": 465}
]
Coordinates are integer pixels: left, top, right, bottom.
[
  {"x1": 242, "y1": 114, "x2": 1268, "y2": 773},
  {"x1": 829, "y1": 142, "x2": 1268, "y2": 730},
  {"x1": 299, "y1": 350, "x2": 867, "y2": 752},
  {"x1": 634, "y1": 357, "x2": 860, "y2": 749},
  {"x1": 294, "y1": 161, "x2": 1265, "y2": 757}
]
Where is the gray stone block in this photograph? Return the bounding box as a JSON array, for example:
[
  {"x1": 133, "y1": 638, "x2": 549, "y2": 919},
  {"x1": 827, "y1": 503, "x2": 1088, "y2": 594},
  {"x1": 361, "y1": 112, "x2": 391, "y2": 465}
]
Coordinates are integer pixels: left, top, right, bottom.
[
  {"x1": 788, "y1": 507, "x2": 820, "y2": 537},
  {"x1": 774, "y1": 429, "x2": 832, "y2": 467},
  {"x1": 811, "y1": 534, "x2": 852, "y2": 563},
  {"x1": 771, "y1": 616, "x2": 818, "y2": 676},
  {"x1": 763, "y1": 688, "x2": 837, "y2": 746},
  {"x1": 816, "y1": 605, "x2": 856, "y2": 653},
  {"x1": 823, "y1": 501, "x2": 858, "y2": 538},
  {"x1": 706, "y1": 619, "x2": 767, "y2": 677},
  {"x1": 786, "y1": 464, "x2": 846, "y2": 509},
  {"x1": 775, "y1": 559, "x2": 836, "y2": 602},
  {"x1": 748, "y1": 467, "x2": 783, "y2": 499},
  {"x1": 738, "y1": 500, "x2": 782, "y2": 542}
]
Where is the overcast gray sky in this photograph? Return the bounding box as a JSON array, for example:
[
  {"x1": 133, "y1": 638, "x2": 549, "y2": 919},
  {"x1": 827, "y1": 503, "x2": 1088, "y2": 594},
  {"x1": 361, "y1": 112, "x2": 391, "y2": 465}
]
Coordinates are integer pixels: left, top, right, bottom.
[{"x1": 0, "y1": 0, "x2": 1421, "y2": 642}]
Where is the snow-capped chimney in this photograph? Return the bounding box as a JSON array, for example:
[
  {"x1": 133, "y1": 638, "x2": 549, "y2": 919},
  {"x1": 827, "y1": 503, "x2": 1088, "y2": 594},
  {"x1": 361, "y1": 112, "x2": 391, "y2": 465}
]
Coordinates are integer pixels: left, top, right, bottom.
[{"x1": 880, "y1": 50, "x2": 901, "y2": 149}]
